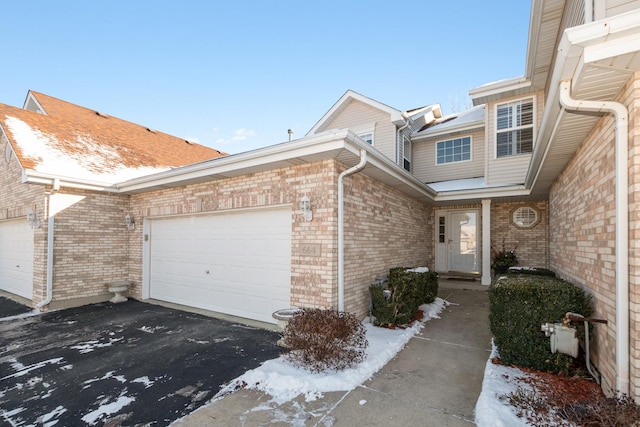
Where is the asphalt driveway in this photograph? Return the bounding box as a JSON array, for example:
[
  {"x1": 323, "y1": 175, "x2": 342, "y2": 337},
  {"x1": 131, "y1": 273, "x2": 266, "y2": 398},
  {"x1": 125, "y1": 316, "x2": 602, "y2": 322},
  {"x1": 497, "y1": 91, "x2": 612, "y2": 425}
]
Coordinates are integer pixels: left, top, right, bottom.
[{"x1": 0, "y1": 299, "x2": 282, "y2": 426}]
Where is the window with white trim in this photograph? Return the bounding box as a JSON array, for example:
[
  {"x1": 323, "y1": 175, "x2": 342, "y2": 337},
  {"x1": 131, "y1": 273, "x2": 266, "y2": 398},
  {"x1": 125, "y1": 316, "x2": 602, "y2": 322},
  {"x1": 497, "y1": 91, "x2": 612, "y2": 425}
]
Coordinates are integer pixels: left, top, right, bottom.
[
  {"x1": 403, "y1": 135, "x2": 411, "y2": 171},
  {"x1": 359, "y1": 132, "x2": 373, "y2": 145},
  {"x1": 496, "y1": 98, "x2": 533, "y2": 157},
  {"x1": 511, "y1": 206, "x2": 540, "y2": 228},
  {"x1": 436, "y1": 136, "x2": 471, "y2": 165}
]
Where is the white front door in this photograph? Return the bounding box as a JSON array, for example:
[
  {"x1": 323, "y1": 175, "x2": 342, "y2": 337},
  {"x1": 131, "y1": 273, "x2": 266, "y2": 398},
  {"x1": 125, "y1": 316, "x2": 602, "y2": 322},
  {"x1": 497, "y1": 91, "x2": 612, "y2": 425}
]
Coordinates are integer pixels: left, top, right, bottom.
[
  {"x1": 435, "y1": 210, "x2": 480, "y2": 274},
  {"x1": 0, "y1": 219, "x2": 34, "y2": 299}
]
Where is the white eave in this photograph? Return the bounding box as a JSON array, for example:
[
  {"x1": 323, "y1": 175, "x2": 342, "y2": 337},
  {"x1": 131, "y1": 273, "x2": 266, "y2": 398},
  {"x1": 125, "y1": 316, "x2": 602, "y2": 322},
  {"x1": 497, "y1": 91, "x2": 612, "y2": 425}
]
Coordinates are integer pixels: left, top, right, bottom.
[
  {"x1": 469, "y1": 76, "x2": 533, "y2": 105},
  {"x1": 116, "y1": 129, "x2": 439, "y2": 202},
  {"x1": 526, "y1": 8, "x2": 640, "y2": 195}
]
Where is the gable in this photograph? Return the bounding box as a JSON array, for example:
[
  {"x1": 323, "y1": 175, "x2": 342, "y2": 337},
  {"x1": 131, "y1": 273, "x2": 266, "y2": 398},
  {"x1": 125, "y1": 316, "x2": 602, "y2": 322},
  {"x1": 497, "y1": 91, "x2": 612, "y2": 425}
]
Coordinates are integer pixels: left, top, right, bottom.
[{"x1": 307, "y1": 90, "x2": 405, "y2": 136}]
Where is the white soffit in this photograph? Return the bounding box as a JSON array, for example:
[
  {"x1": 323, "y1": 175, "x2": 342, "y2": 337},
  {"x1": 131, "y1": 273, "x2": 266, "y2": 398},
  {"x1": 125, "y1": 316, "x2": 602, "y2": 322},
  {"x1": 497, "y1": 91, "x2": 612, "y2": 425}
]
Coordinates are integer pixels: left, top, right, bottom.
[{"x1": 527, "y1": 9, "x2": 640, "y2": 196}]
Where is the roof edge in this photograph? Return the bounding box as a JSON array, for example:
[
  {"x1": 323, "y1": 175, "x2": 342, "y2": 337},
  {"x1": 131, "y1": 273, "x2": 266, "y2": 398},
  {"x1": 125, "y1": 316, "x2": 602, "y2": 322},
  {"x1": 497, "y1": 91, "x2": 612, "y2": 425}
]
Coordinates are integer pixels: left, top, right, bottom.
[{"x1": 307, "y1": 90, "x2": 404, "y2": 136}]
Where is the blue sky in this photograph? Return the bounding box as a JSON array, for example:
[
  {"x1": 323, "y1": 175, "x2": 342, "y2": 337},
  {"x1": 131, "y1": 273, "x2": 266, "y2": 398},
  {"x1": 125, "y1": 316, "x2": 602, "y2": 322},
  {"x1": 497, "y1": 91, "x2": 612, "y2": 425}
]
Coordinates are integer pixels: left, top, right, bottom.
[{"x1": 2, "y1": 1, "x2": 531, "y2": 154}]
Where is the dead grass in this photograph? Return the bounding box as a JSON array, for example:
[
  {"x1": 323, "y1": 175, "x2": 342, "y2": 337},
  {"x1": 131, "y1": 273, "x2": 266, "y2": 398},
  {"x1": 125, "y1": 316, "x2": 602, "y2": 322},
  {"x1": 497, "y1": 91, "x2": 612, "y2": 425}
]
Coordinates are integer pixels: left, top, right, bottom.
[{"x1": 494, "y1": 358, "x2": 640, "y2": 426}]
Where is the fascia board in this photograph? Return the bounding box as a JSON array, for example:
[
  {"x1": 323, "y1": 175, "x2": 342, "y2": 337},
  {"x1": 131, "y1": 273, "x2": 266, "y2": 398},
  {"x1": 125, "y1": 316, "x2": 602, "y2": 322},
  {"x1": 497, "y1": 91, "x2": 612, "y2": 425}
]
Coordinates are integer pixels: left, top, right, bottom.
[
  {"x1": 524, "y1": 0, "x2": 544, "y2": 80},
  {"x1": 116, "y1": 130, "x2": 355, "y2": 193},
  {"x1": 524, "y1": 32, "x2": 579, "y2": 190},
  {"x1": 358, "y1": 142, "x2": 438, "y2": 199},
  {"x1": 22, "y1": 91, "x2": 46, "y2": 114},
  {"x1": 412, "y1": 120, "x2": 485, "y2": 141},
  {"x1": 469, "y1": 77, "x2": 531, "y2": 99},
  {"x1": 583, "y1": 31, "x2": 640, "y2": 64},
  {"x1": 434, "y1": 185, "x2": 529, "y2": 202},
  {"x1": 563, "y1": 9, "x2": 640, "y2": 47},
  {"x1": 526, "y1": 10, "x2": 640, "y2": 191},
  {"x1": 306, "y1": 90, "x2": 404, "y2": 136},
  {"x1": 0, "y1": 125, "x2": 26, "y2": 177},
  {"x1": 22, "y1": 170, "x2": 119, "y2": 192}
]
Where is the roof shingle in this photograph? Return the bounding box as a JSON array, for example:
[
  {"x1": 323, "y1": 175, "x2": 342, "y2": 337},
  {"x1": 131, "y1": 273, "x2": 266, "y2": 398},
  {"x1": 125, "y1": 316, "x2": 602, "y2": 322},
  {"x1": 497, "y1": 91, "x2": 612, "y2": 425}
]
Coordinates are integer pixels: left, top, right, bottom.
[{"x1": 0, "y1": 91, "x2": 226, "y2": 184}]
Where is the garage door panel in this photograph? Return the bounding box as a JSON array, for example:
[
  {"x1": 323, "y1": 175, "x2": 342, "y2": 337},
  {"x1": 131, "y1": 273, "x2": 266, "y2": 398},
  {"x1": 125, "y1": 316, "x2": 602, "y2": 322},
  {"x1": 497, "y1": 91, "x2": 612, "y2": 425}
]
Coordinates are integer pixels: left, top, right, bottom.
[
  {"x1": 149, "y1": 209, "x2": 291, "y2": 323},
  {"x1": 0, "y1": 220, "x2": 34, "y2": 299}
]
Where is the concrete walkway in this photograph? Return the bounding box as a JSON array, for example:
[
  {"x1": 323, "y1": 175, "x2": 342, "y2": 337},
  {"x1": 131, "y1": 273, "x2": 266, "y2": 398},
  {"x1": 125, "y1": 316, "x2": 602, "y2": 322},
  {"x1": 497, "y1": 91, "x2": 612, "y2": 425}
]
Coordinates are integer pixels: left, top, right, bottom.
[{"x1": 173, "y1": 283, "x2": 491, "y2": 426}]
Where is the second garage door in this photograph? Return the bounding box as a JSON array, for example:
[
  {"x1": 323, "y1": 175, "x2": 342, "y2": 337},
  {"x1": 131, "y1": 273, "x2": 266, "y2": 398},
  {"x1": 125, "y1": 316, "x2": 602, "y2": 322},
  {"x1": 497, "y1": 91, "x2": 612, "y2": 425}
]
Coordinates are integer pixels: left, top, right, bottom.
[
  {"x1": 148, "y1": 208, "x2": 292, "y2": 323},
  {"x1": 0, "y1": 219, "x2": 34, "y2": 300}
]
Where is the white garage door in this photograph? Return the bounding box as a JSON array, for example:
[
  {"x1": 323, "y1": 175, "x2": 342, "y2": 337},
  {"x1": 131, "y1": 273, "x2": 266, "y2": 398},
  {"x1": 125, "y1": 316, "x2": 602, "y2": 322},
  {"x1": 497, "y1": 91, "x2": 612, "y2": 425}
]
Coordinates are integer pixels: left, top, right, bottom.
[
  {"x1": 148, "y1": 208, "x2": 292, "y2": 324},
  {"x1": 0, "y1": 219, "x2": 34, "y2": 300}
]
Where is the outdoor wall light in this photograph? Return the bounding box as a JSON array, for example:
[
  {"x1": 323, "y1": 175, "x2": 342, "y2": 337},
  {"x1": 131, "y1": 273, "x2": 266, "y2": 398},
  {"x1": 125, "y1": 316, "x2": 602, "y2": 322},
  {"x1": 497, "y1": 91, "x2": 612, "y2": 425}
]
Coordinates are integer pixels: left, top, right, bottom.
[
  {"x1": 125, "y1": 213, "x2": 135, "y2": 230},
  {"x1": 300, "y1": 195, "x2": 313, "y2": 221},
  {"x1": 27, "y1": 209, "x2": 41, "y2": 229}
]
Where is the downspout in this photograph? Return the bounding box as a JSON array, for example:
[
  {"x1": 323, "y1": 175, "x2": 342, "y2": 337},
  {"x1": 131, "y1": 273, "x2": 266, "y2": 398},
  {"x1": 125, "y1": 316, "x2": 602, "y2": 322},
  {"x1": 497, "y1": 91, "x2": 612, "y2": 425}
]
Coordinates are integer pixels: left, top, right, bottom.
[
  {"x1": 36, "y1": 180, "x2": 59, "y2": 310},
  {"x1": 558, "y1": 80, "x2": 629, "y2": 395},
  {"x1": 396, "y1": 112, "x2": 410, "y2": 165},
  {"x1": 337, "y1": 149, "x2": 368, "y2": 312}
]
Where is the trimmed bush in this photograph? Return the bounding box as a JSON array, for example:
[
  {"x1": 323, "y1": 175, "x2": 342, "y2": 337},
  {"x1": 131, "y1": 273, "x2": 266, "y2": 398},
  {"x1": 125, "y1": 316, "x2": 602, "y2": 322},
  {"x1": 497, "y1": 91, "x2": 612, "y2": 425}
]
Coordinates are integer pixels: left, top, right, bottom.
[
  {"x1": 489, "y1": 275, "x2": 592, "y2": 375},
  {"x1": 371, "y1": 267, "x2": 438, "y2": 327},
  {"x1": 282, "y1": 308, "x2": 367, "y2": 372}
]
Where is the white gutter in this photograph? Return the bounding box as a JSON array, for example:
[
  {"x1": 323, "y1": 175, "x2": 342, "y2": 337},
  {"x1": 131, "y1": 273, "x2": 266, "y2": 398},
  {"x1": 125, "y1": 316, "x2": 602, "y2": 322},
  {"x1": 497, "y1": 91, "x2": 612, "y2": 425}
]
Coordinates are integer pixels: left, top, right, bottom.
[
  {"x1": 558, "y1": 79, "x2": 629, "y2": 395},
  {"x1": 396, "y1": 112, "x2": 410, "y2": 165},
  {"x1": 337, "y1": 149, "x2": 368, "y2": 312},
  {"x1": 23, "y1": 170, "x2": 119, "y2": 193},
  {"x1": 36, "y1": 192, "x2": 56, "y2": 310}
]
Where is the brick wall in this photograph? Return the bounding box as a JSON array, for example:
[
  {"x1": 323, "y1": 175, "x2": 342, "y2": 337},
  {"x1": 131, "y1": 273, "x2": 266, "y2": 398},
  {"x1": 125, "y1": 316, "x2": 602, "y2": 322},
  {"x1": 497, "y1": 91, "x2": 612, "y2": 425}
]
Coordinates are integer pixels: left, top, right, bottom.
[
  {"x1": 342, "y1": 169, "x2": 431, "y2": 318},
  {"x1": 49, "y1": 189, "x2": 130, "y2": 304},
  {"x1": 431, "y1": 201, "x2": 548, "y2": 276},
  {"x1": 129, "y1": 160, "x2": 340, "y2": 310},
  {"x1": 128, "y1": 159, "x2": 432, "y2": 320},
  {"x1": 490, "y1": 201, "x2": 549, "y2": 269},
  {"x1": 550, "y1": 73, "x2": 639, "y2": 399},
  {"x1": 0, "y1": 136, "x2": 46, "y2": 304}
]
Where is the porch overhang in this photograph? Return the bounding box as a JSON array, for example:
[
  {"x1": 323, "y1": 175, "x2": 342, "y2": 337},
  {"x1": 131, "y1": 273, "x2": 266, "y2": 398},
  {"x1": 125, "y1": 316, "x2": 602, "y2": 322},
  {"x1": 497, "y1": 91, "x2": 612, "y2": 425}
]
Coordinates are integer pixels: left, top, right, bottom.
[{"x1": 526, "y1": 9, "x2": 640, "y2": 195}]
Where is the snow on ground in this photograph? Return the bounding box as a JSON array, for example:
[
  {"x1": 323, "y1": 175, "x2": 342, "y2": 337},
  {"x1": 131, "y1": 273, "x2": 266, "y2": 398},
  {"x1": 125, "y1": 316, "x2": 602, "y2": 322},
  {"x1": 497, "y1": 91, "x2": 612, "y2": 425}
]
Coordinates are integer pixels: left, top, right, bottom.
[
  {"x1": 198, "y1": 298, "x2": 532, "y2": 426},
  {"x1": 475, "y1": 342, "x2": 532, "y2": 426},
  {"x1": 214, "y1": 298, "x2": 449, "y2": 405}
]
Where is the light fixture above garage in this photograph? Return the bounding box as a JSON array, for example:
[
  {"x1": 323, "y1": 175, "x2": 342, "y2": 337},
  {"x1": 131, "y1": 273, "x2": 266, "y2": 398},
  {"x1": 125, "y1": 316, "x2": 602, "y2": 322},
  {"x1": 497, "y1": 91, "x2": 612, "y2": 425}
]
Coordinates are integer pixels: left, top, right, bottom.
[
  {"x1": 125, "y1": 213, "x2": 135, "y2": 230},
  {"x1": 300, "y1": 195, "x2": 313, "y2": 221}
]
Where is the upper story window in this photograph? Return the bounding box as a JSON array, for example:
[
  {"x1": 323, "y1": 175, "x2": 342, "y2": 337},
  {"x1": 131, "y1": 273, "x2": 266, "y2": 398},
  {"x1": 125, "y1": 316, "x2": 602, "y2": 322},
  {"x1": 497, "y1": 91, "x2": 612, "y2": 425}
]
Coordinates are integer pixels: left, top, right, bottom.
[
  {"x1": 359, "y1": 132, "x2": 373, "y2": 145},
  {"x1": 496, "y1": 98, "x2": 533, "y2": 157},
  {"x1": 403, "y1": 135, "x2": 411, "y2": 172},
  {"x1": 436, "y1": 136, "x2": 471, "y2": 165}
]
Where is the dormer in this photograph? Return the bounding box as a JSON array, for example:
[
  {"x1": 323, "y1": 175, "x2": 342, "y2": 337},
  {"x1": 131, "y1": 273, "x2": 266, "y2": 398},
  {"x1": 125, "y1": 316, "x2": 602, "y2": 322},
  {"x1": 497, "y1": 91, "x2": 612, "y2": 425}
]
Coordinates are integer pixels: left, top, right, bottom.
[
  {"x1": 308, "y1": 90, "x2": 441, "y2": 171},
  {"x1": 23, "y1": 91, "x2": 46, "y2": 115}
]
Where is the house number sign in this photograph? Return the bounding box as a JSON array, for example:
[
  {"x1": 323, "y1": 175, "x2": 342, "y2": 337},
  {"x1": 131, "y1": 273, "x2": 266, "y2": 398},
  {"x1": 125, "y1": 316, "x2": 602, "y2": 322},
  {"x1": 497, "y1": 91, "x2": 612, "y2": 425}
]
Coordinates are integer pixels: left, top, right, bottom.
[{"x1": 300, "y1": 244, "x2": 321, "y2": 257}]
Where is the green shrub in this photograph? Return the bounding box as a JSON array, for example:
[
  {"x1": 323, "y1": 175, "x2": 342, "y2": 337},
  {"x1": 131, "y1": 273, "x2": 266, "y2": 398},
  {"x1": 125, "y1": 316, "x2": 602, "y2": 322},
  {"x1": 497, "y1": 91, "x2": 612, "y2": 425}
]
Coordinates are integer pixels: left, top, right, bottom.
[
  {"x1": 489, "y1": 275, "x2": 592, "y2": 375},
  {"x1": 282, "y1": 308, "x2": 367, "y2": 372},
  {"x1": 371, "y1": 267, "x2": 438, "y2": 327}
]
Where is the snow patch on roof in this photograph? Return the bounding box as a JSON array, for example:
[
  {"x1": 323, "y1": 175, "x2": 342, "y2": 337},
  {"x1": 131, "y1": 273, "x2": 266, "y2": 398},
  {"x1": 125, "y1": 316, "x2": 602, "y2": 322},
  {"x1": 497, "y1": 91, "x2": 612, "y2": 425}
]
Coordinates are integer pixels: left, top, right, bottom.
[
  {"x1": 415, "y1": 105, "x2": 485, "y2": 136},
  {"x1": 6, "y1": 116, "x2": 169, "y2": 183}
]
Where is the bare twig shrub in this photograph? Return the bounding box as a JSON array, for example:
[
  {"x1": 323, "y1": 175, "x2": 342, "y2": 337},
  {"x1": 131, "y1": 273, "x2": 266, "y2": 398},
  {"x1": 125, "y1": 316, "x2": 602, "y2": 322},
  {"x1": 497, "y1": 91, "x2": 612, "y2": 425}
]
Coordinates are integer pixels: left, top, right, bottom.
[
  {"x1": 501, "y1": 366, "x2": 640, "y2": 426},
  {"x1": 282, "y1": 309, "x2": 368, "y2": 373}
]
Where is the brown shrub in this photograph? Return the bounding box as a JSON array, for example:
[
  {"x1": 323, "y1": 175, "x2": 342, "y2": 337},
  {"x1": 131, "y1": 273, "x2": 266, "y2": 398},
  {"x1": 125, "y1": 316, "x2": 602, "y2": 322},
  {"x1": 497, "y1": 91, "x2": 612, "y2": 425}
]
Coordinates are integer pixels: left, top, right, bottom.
[{"x1": 282, "y1": 309, "x2": 368, "y2": 372}]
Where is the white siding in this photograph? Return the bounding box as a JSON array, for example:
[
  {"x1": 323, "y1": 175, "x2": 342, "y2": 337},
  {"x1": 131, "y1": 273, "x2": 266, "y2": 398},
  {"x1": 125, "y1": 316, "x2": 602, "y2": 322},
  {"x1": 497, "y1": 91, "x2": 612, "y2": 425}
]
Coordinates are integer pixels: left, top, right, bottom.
[
  {"x1": 413, "y1": 129, "x2": 485, "y2": 183},
  {"x1": 486, "y1": 91, "x2": 544, "y2": 185},
  {"x1": 321, "y1": 100, "x2": 397, "y2": 162}
]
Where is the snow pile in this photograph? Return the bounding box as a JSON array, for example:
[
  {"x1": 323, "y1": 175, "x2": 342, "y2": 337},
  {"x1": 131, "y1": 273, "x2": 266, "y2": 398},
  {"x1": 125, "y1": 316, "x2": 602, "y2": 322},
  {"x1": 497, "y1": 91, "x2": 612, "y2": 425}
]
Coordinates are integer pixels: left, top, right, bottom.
[
  {"x1": 215, "y1": 298, "x2": 448, "y2": 404},
  {"x1": 474, "y1": 342, "x2": 531, "y2": 426},
  {"x1": 405, "y1": 266, "x2": 429, "y2": 273}
]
